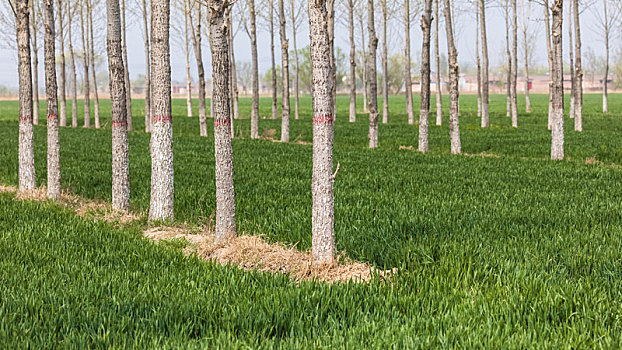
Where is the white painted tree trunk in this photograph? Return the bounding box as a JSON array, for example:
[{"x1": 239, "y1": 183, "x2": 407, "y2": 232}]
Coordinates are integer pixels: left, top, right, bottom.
[
  {"x1": 249, "y1": 0, "x2": 259, "y2": 139},
  {"x1": 405, "y1": 0, "x2": 414, "y2": 125},
  {"x1": 544, "y1": 0, "x2": 553, "y2": 130},
  {"x1": 381, "y1": 0, "x2": 389, "y2": 124},
  {"x1": 367, "y1": 0, "x2": 379, "y2": 149},
  {"x1": 479, "y1": 0, "x2": 489, "y2": 128},
  {"x1": 57, "y1": 0, "x2": 67, "y2": 127},
  {"x1": 44, "y1": 0, "x2": 61, "y2": 200},
  {"x1": 551, "y1": 0, "x2": 564, "y2": 160},
  {"x1": 67, "y1": 0, "x2": 78, "y2": 128},
  {"x1": 573, "y1": 0, "x2": 583, "y2": 132},
  {"x1": 434, "y1": 0, "x2": 442, "y2": 126},
  {"x1": 87, "y1": 0, "x2": 100, "y2": 129},
  {"x1": 279, "y1": 0, "x2": 290, "y2": 142},
  {"x1": 419, "y1": 0, "x2": 432, "y2": 153},
  {"x1": 31, "y1": 2, "x2": 40, "y2": 126},
  {"x1": 348, "y1": 0, "x2": 356, "y2": 123},
  {"x1": 443, "y1": 0, "x2": 461, "y2": 154},
  {"x1": 511, "y1": 0, "x2": 518, "y2": 128},
  {"x1": 80, "y1": 2, "x2": 91, "y2": 128}
]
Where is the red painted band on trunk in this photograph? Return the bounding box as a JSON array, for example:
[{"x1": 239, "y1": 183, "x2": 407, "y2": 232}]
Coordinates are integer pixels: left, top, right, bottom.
[
  {"x1": 152, "y1": 115, "x2": 173, "y2": 123},
  {"x1": 112, "y1": 120, "x2": 128, "y2": 127},
  {"x1": 553, "y1": 104, "x2": 563, "y2": 110},
  {"x1": 450, "y1": 107, "x2": 458, "y2": 112},
  {"x1": 214, "y1": 118, "x2": 231, "y2": 127},
  {"x1": 47, "y1": 114, "x2": 58, "y2": 120},
  {"x1": 18, "y1": 116, "x2": 31, "y2": 122},
  {"x1": 312, "y1": 115, "x2": 333, "y2": 125}
]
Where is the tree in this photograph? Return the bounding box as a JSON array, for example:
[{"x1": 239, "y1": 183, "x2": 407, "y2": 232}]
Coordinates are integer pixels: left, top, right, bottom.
[
  {"x1": 141, "y1": 0, "x2": 151, "y2": 133},
  {"x1": 544, "y1": 0, "x2": 553, "y2": 130},
  {"x1": 44, "y1": 0, "x2": 60, "y2": 199},
  {"x1": 504, "y1": 0, "x2": 511, "y2": 118},
  {"x1": 404, "y1": 0, "x2": 414, "y2": 125},
  {"x1": 278, "y1": 0, "x2": 290, "y2": 142},
  {"x1": 511, "y1": 0, "x2": 518, "y2": 128},
  {"x1": 479, "y1": 0, "x2": 489, "y2": 128},
  {"x1": 86, "y1": 0, "x2": 100, "y2": 129},
  {"x1": 367, "y1": 0, "x2": 378, "y2": 148},
  {"x1": 16, "y1": 0, "x2": 37, "y2": 192},
  {"x1": 57, "y1": 0, "x2": 67, "y2": 127},
  {"x1": 593, "y1": 0, "x2": 619, "y2": 113},
  {"x1": 247, "y1": 0, "x2": 259, "y2": 138},
  {"x1": 31, "y1": 0, "x2": 40, "y2": 126},
  {"x1": 80, "y1": 0, "x2": 91, "y2": 128},
  {"x1": 208, "y1": 0, "x2": 237, "y2": 242},
  {"x1": 419, "y1": 0, "x2": 432, "y2": 153},
  {"x1": 67, "y1": 0, "x2": 78, "y2": 128},
  {"x1": 121, "y1": 0, "x2": 133, "y2": 130},
  {"x1": 309, "y1": 0, "x2": 336, "y2": 265},
  {"x1": 269, "y1": 0, "x2": 277, "y2": 119},
  {"x1": 290, "y1": 0, "x2": 303, "y2": 120},
  {"x1": 348, "y1": 0, "x2": 356, "y2": 122},
  {"x1": 476, "y1": 5, "x2": 482, "y2": 117},
  {"x1": 521, "y1": 0, "x2": 532, "y2": 113},
  {"x1": 550, "y1": 0, "x2": 564, "y2": 160},
  {"x1": 573, "y1": 0, "x2": 583, "y2": 131},
  {"x1": 380, "y1": 0, "x2": 389, "y2": 124},
  {"x1": 188, "y1": 2, "x2": 208, "y2": 136},
  {"x1": 107, "y1": 0, "x2": 130, "y2": 212},
  {"x1": 182, "y1": 0, "x2": 192, "y2": 117},
  {"x1": 355, "y1": 4, "x2": 368, "y2": 113},
  {"x1": 568, "y1": 1, "x2": 575, "y2": 118},
  {"x1": 149, "y1": 0, "x2": 174, "y2": 221},
  {"x1": 434, "y1": 0, "x2": 442, "y2": 125},
  {"x1": 443, "y1": 0, "x2": 461, "y2": 154}
]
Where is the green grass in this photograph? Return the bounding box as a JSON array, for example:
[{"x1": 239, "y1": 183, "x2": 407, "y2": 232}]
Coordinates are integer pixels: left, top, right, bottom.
[{"x1": 1, "y1": 93, "x2": 622, "y2": 347}]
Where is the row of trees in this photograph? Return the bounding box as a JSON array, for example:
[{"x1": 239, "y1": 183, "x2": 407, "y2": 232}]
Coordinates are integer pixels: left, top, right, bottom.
[{"x1": 12, "y1": 0, "x2": 611, "y2": 265}]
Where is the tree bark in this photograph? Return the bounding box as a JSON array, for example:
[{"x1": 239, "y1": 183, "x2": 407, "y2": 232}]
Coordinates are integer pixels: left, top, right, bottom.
[
  {"x1": 209, "y1": 1, "x2": 236, "y2": 242},
  {"x1": 107, "y1": 0, "x2": 130, "y2": 212},
  {"x1": 270, "y1": 0, "x2": 278, "y2": 119},
  {"x1": 602, "y1": 0, "x2": 609, "y2": 113},
  {"x1": 121, "y1": 0, "x2": 133, "y2": 131},
  {"x1": 279, "y1": 0, "x2": 290, "y2": 142},
  {"x1": 367, "y1": 0, "x2": 378, "y2": 148},
  {"x1": 149, "y1": 0, "x2": 174, "y2": 221},
  {"x1": 87, "y1": 0, "x2": 100, "y2": 129},
  {"x1": 544, "y1": 0, "x2": 553, "y2": 130},
  {"x1": 189, "y1": 4, "x2": 208, "y2": 136},
  {"x1": 184, "y1": 0, "x2": 192, "y2": 117},
  {"x1": 249, "y1": 0, "x2": 259, "y2": 138},
  {"x1": 67, "y1": 0, "x2": 78, "y2": 128},
  {"x1": 434, "y1": 0, "x2": 442, "y2": 125},
  {"x1": 17, "y1": 0, "x2": 37, "y2": 192},
  {"x1": 443, "y1": 0, "x2": 461, "y2": 154},
  {"x1": 573, "y1": 0, "x2": 583, "y2": 132},
  {"x1": 405, "y1": 0, "x2": 414, "y2": 125},
  {"x1": 142, "y1": 0, "x2": 151, "y2": 133},
  {"x1": 291, "y1": 0, "x2": 300, "y2": 120},
  {"x1": 359, "y1": 13, "x2": 368, "y2": 113},
  {"x1": 348, "y1": 0, "x2": 356, "y2": 123},
  {"x1": 80, "y1": 1, "x2": 91, "y2": 128},
  {"x1": 479, "y1": 0, "x2": 489, "y2": 127},
  {"x1": 476, "y1": 7, "x2": 482, "y2": 118},
  {"x1": 419, "y1": 0, "x2": 432, "y2": 153},
  {"x1": 511, "y1": 0, "x2": 518, "y2": 128},
  {"x1": 308, "y1": 0, "x2": 335, "y2": 266},
  {"x1": 522, "y1": 0, "x2": 531, "y2": 113},
  {"x1": 381, "y1": 0, "x2": 389, "y2": 124},
  {"x1": 44, "y1": 0, "x2": 60, "y2": 199},
  {"x1": 505, "y1": 0, "x2": 511, "y2": 117},
  {"x1": 31, "y1": 1, "x2": 40, "y2": 126},
  {"x1": 551, "y1": 0, "x2": 564, "y2": 160},
  {"x1": 568, "y1": 2, "x2": 575, "y2": 119},
  {"x1": 57, "y1": 0, "x2": 67, "y2": 127}
]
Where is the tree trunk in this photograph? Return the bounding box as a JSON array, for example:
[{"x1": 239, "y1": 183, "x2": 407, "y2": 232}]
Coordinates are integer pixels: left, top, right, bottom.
[
  {"x1": 270, "y1": 0, "x2": 278, "y2": 119},
  {"x1": 67, "y1": 0, "x2": 78, "y2": 128},
  {"x1": 476, "y1": 7, "x2": 482, "y2": 118},
  {"x1": 479, "y1": 0, "x2": 489, "y2": 127},
  {"x1": 44, "y1": 0, "x2": 60, "y2": 199},
  {"x1": 107, "y1": 0, "x2": 130, "y2": 212},
  {"x1": 291, "y1": 0, "x2": 300, "y2": 120},
  {"x1": 80, "y1": 1, "x2": 91, "y2": 128},
  {"x1": 184, "y1": 0, "x2": 192, "y2": 117},
  {"x1": 249, "y1": 0, "x2": 259, "y2": 138},
  {"x1": 279, "y1": 0, "x2": 290, "y2": 141},
  {"x1": 505, "y1": 0, "x2": 511, "y2": 117},
  {"x1": 121, "y1": 0, "x2": 133, "y2": 131},
  {"x1": 149, "y1": 0, "x2": 174, "y2": 221},
  {"x1": 602, "y1": 0, "x2": 609, "y2": 113},
  {"x1": 17, "y1": 0, "x2": 36, "y2": 192},
  {"x1": 419, "y1": 0, "x2": 432, "y2": 153},
  {"x1": 544, "y1": 0, "x2": 553, "y2": 130},
  {"x1": 57, "y1": 0, "x2": 67, "y2": 127},
  {"x1": 443, "y1": 0, "x2": 461, "y2": 154},
  {"x1": 309, "y1": 0, "x2": 336, "y2": 266},
  {"x1": 511, "y1": 0, "x2": 518, "y2": 128},
  {"x1": 568, "y1": 2, "x2": 575, "y2": 119},
  {"x1": 573, "y1": 0, "x2": 583, "y2": 132},
  {"x1": 348, "y1": 0, "x2": 356, "y2": 123},
  {"x1": 434, "y1": 0, "x2": 442, "y2": 125},
  {"x1": 381, "y1": 0, "x2": 389, "y2": 124},
  {"x1": 209, "y1": 1, "x2": 236, "y2": 242},
  {"x1": 367, "y1": 0, "x2": 378, "y2": 148},
  {"x1": 551, "y1": 0, "x2": 564, "y2": 160},
  {"x1": 87, "y1": 0, "x2": 100, "y2": 129},
  {"x1": 522, "y1": 0, "x2": 531, "y2": 113},
  {"x1": 405, "y1": 0, "x2": 414, "y2": 125},
  {"x1": 31, "y1": 2, "x2": 40, "y2": 126},
  {"x1": 359, "y1": 15, "x2": 368, "y2": 113},
  {"x1": 189, "y1": 4, "x2": 208, "y2": 136},
  {"x1": 142, "y1": 0, "x2": 151, "y2": 133}
]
